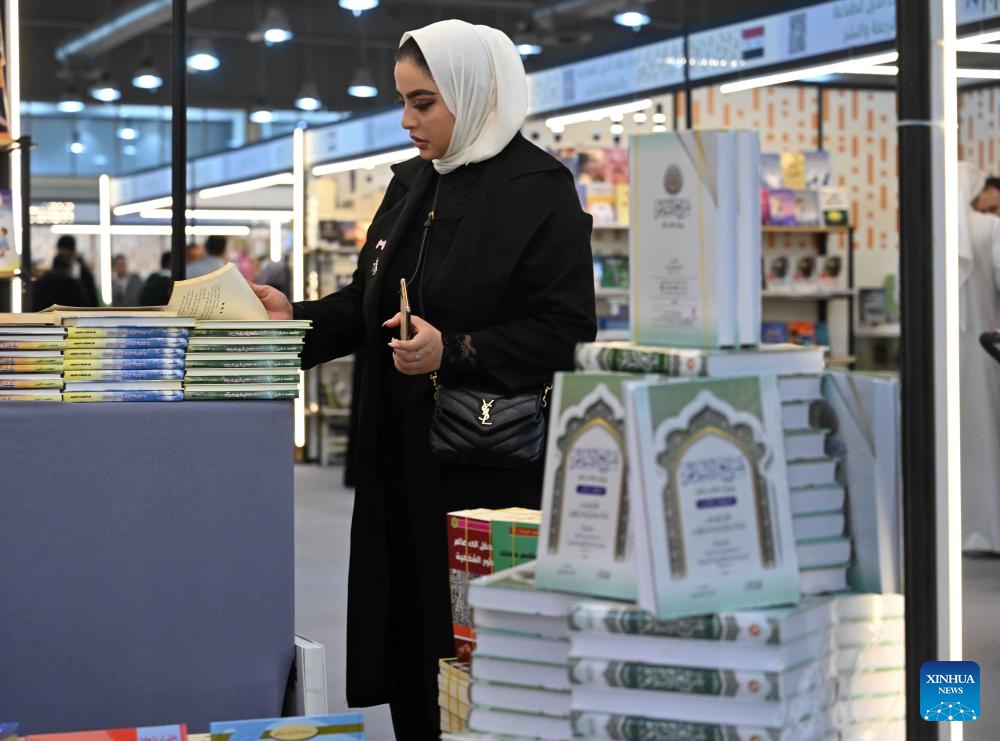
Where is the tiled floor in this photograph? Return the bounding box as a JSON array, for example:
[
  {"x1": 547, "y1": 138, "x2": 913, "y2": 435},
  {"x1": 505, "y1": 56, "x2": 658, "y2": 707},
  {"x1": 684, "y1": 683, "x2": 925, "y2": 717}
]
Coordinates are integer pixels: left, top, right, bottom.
[{"x1": 294, "y1": 463, "x2": 1000, "y2": 741}]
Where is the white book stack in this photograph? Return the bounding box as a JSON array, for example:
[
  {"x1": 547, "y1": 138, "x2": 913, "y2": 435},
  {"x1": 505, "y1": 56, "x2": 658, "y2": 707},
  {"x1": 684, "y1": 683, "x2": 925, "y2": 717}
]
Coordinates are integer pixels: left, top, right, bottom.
[
  {"x1": 465, "y1": 562, "x2": 583, "y2": 740},
  {"x1": 566, "y1": 593, "x2": 905, "y2": 740},
  {"x1": 779, "y1": 374, "x2": 852, "y2": 596},
  {"x1": 0, "y1": 316, "x2": 66, "y2": 401}
]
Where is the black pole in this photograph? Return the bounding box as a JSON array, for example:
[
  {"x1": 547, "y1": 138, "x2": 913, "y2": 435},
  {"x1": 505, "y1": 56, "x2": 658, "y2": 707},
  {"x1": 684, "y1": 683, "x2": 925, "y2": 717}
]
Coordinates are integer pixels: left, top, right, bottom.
[
  {"x1": 171, "y1": 0, "x2": 187, "y2": 282},
  {"x1": 896, "y1": 0, "x2": 938, "y2": 738},
  {"x1": 683, "y1": 35, "x2": 692, "y2": 130},
  {"x1": 19, "y1": 136, "x2": 32, "y2": 311}
]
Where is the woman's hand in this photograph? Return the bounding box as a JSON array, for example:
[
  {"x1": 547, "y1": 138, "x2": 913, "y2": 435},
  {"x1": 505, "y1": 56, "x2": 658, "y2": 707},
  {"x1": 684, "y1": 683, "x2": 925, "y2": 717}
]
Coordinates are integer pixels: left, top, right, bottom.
[
  {"x1": 251, "y1": 283, "x2": 294, "y2": 320},
  {"x1": 385, "y1": 312, "x2": 443, "y2": 375}
]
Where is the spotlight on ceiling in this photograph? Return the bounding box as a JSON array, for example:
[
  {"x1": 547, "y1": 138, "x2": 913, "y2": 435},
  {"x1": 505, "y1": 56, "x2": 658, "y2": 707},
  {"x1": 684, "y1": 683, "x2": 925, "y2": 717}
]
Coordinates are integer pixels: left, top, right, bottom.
[
  {"x1": 187, "y1": 38, "x2": 220, "y2": 71},
  {"x1": 516, "y1": 43, "x2": 543, "y2": 56},
  {"x1": 295, "y1": 82, "x2": 323, "y2": 111},
  {"x1": 69, "y1": 131, "x2": 85, "y2": 155},
  {"x1": 614, "y1": 10, "x2": 650, "y2": 30},
  {"x1": 347, "y1": 67, "x2": 378, "y2": 98},
  {"x1": 250, "y1": 100, "x2": 275, "y2": 124},
  {"x1": 339, "y1": 0, "x2": 378, "y2": 17},
  {"x1": 117, "y1": 123, "x2": 139, "y2": 141},
  {"x1": 259, "y1": 6, "x2": 293, "y2": 45},
  {"x1": 57, "y1": 88, "x2": 85, "y2": 113},
  {"x1": 132, "y1": 60, "x2": 163, "y2": 90},
  {"x1": 89, "y1": 74, "x2": 122, "y2": 102}
]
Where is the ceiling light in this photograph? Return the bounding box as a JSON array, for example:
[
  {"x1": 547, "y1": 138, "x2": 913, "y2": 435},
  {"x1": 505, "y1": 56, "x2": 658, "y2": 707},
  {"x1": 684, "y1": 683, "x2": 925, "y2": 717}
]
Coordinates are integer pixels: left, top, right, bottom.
[
  {"x1": 113, "y1": 196, "x2": 172, "y2": 216},
  {"x1": 957, "y1": 30, "x2": 1000, "y2": 48},
  {"x1": 69, "y1": 131, "x2": 85, "y2": 155},
  {"x1": 632, "y1": 111, "x2": 647, "y2": 123},
  {"x1": 609, "y1": 123, "x2": 625, "y2": 136},
  {"x1": 260, "y1": 6, "x2": 293, "y2": 45},
  {"x1": 131, "y1": 60, "x2": 163, "y2": 90},
  {"x1": 652, "y1": 124, "x2": 666, "y2": 132},
  {"x1": 187, "y1": 39, "x2": 220, "y2": 71},
  {"x1": 89, "y1": 74, "x2": 121, "y2": 102},
  {"x1": 544, "y1": 98, "x2": 652, "y2": 130},
  {"x1": 122, "y1": 144, "x2": 138, "y2": 156},
  {"x1": 957, "y1": 68, "x2": 1000, "y2": 79},
  {"x1": 516, "y1": 43, "x2": 542, "y2": 56},
  {"x1": 614, "y1": 11, "x2": 650, "y2": 30},
  {"x1": 339, "y1": 0, "x2": 378, "y2": 16},
  {"x1": 312, "y1": 147, "x2": 418, "y2": 176},
  {"x1": 250, "y1": 101, "x2": 275, "y2": 124},
  {"x1": 347, "y1": 67, "x2": 378, "y2": 98},
  {"x1": 719, "y1": 51, "x2": 899, "y2": 94},
  {"x1": 295, "y1": 82, "x2": 323, "y2": 111},
  {"x1": 198, "y1": 172, "x2": 294, "y2": 199},
  {"x1": 50, "y1": 224, "x2": 252, "y2": 237},
  {"x1": 651, "y1": 103, "x2": 667, "y2": 124},
  {"x1": 57, "y1": 89, "x2": 85, "y2": 113},
  {"x1": 117, "y1": 123, "x2": 139, "y2": 140}
]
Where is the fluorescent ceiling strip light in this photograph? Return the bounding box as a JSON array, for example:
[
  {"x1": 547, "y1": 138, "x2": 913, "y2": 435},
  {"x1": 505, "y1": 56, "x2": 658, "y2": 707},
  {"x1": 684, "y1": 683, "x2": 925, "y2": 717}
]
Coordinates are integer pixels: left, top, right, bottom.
[
  {"x1": 312, "y1": 147, "x2": 418, "y2": 176},
  {"x1": 113, "y1": 195, "x2": 172, "y2": 216},
  {"x1": 719, "y1": 52, "x2": 899, "y2": 93},
  {"x1": 544, "y1": 99, "x2": 653, "y2": 131},
  {"x1": 198, "y1": 172, "x2": 294, "y2": 200},
  {"x1": 953, "y1": 42, "x2": 1000, "y2": 54},
  {"x1": 956, "y1": 68, "x2": 1000, "y2": 79},
  {"x1": 270, "y1": 219, "x2": 282, "y2": 262},
  {"x1": 140, "y1": 208, "x2": 294, "y2": 221},
  {"x1": 51, "y1": 224, "x2": 251, "y2": 236},
  {"x1": 99, "y1": 174, "x2": 113, "y2": 305},
  {"x1": 8, "y1": 0, "x2": 22, "y2": 312},
  {"x1": 957, "y1": 29, "x2": 1000, "y2": 47}
]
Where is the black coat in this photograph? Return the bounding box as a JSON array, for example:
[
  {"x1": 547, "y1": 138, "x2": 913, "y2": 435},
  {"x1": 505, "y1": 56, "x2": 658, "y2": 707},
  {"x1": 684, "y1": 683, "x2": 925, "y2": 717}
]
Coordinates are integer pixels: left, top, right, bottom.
[{"x1": 294, "y1": 133, "x2": 596, "y2": 707}]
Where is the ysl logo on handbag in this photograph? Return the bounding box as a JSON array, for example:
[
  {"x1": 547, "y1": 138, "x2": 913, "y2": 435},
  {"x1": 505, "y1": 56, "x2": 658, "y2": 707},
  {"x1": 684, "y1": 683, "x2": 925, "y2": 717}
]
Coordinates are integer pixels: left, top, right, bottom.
[{"x1": 478, "y1": 399, "x2": 495, "y2": 426}]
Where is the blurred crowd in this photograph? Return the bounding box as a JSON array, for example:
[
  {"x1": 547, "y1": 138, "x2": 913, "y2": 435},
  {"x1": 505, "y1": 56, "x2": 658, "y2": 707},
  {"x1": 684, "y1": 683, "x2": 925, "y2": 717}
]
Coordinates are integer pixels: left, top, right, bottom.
[{"x1": 30, "y1": 234, "x2": 290, "y2": 311}]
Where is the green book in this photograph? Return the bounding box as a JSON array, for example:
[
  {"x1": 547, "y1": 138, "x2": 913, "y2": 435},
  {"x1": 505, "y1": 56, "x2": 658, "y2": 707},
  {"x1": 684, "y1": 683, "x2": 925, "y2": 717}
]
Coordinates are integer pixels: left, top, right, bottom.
[
  {"x1": 184, "y1": 389, "x2": 298, "y2": 400},
  {"x1": 186, "y1": 343, "x2": 302, "y2": 353},
  {"x1": 185, "y1": 357, "x2": 301, "y2": 368},
  {"x1": 190, "y1": 329, "x2": 307, "y2": 338},
  {"x1": 184, "y1": 373, "x2": 299, "y2": 385}
]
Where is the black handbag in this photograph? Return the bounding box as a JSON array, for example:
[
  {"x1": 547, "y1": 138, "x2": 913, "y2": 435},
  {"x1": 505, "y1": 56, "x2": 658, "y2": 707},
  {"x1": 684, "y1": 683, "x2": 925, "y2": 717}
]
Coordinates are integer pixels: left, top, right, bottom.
[{"x1": 428, "y1": 373, "x2": 552, "y2": 468}]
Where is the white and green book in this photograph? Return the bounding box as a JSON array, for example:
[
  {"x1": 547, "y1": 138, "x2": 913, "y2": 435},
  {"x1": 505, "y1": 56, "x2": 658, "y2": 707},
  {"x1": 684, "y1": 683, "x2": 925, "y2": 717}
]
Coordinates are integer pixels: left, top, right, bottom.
[
  {"x1": 470, "y1": 655, "x2": 571, "y2": 691},
  {"x1": 626, "y1": 375, "x2": 800, "y2": 619},
  {"x1": 567, "y1": 651, "x2": 835, "y2": 702},
  {"x1": 570, "y1": 709, "x2": 836, "y2": 741},
  {"x1": 567, "y1": 596, "x2": 837, "y2": 645},
  {"x1": 629, "y1": 130, "x2": 738, "y2": 348},
  {"x1": 473, "y1": 607, "x2": 567, "y2": 640},
  {"x1": 536, "y1": 372, "x2": 635, "y2": 600},
  {"x1": 466, "y1": 562, "x2": 583, "y2": 617},
  {"x1": 467, "y1": 706, "x2": 571, "y2": 740},
  {"x1": 468, "y1": 681, "x2": 570, "y2": 717},
  {"x1": 472, "y1": 630, "x2": 569, "y2": 667}
]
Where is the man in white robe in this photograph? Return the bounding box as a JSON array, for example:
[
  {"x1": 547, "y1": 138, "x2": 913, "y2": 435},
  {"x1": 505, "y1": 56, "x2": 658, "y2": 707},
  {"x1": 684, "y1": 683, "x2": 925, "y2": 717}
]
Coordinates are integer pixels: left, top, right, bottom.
[{"x1": 957, "y1": 162, "x2": 1000, "y2": 553}]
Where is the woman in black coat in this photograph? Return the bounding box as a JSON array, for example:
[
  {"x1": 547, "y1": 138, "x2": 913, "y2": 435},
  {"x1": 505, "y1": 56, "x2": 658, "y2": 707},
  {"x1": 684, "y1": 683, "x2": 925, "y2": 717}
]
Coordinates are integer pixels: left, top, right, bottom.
[{"x1": 254, "y1": 19, "x2": 596, "y2": 739}]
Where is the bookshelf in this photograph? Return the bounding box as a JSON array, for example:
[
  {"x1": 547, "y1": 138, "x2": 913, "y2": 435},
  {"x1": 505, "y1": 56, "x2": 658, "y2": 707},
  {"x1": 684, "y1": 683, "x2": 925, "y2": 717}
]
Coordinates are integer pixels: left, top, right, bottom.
[{"x1": 762, "y1": 224, "x2": 855, "y2": 361}]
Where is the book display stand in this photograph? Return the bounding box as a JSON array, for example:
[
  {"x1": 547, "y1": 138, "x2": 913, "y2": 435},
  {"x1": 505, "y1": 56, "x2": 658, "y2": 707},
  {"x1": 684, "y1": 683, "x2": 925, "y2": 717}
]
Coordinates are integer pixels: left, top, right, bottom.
[{"x1": 0, "y1": 401, "x2": 295, "y2": 732}]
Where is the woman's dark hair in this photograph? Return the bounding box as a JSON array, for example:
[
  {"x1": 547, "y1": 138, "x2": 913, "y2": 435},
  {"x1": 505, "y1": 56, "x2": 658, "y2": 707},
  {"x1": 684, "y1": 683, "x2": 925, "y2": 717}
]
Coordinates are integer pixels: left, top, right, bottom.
[{"x1": 395, "y1": 37, "x2": 430, "y2": 72}]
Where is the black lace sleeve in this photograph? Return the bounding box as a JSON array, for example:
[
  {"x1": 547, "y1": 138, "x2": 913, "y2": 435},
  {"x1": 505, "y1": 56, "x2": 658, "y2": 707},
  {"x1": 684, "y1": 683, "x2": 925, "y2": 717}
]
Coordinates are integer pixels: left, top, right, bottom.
[{"x1": 440, "y1": 331, "x2": 481, "y2": 372}]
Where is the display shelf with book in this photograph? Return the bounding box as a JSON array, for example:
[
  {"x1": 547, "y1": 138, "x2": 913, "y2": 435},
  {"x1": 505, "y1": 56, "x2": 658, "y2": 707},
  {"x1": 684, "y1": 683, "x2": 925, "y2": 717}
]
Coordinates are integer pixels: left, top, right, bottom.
[{"x1": 762, "y1": 224, "x2": 855, "y2": 363}]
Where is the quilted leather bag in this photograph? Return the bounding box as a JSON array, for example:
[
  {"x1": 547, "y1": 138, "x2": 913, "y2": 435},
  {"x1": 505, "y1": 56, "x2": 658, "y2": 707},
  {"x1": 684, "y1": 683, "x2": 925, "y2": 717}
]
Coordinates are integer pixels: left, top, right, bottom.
[{"x1": 428, "y1": 375, "x2": 551, "y2": 468}]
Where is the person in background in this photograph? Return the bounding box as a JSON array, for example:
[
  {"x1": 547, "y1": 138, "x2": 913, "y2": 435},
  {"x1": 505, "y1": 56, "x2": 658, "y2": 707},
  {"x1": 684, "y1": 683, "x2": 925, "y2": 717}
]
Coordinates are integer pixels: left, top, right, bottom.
[
  {"x1": 250, "y1": 20, "x2": 596, "y2": 738},
  {"x1": 231, "y1": 240, "x2": 256, "y2": 282},
  {"x1": 257, "y1": 255, "x2": 290, "y2": 297},
  {"x1": 32, "y1": 253, "x2": 85, "y2": 310},
  {"x1": 111, "y1": 254, "x2": 143, "y2": 306},
  {"x1": 140, "y1": 251, "x2": 173, "y2": 306},
  {"x1": 56, "y1": 235, "x2": 97, "y2": 306},
  {"x1": 957, "y1": 162, "x2": 1000, "y2": 554},
  {"x1": 973, "y1": 175, "x2": 1000, "y2": 216},
  {"x1": 186, "y1": 235, "x2": 227, "y2": 278}
]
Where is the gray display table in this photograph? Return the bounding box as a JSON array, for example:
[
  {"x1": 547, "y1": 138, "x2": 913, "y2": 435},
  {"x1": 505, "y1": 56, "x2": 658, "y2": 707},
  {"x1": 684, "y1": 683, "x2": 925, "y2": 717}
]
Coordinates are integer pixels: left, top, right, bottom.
[{"x1": 0, "y1": 401, "x2": 295, "y2": 733}]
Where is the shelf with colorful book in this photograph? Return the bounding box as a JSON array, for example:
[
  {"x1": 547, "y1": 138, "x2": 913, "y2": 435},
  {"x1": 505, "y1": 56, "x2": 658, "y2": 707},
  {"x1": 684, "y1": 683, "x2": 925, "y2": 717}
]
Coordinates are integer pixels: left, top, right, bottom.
[{"x1": 762, "y1": 224, "x2": 855, "y2": 364}]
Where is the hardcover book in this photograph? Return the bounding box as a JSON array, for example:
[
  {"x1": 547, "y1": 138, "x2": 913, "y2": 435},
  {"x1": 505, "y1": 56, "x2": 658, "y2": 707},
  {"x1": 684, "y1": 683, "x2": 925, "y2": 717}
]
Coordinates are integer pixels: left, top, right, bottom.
[
  {"x1": 536, "y1": 372, "x2": 634, "y2": 600},
  {"x1": 625, "y1": 375, "x2": 800, "y2": 619},
  {"x1": 575, "y1": 340, "x2": 825, "y2": 377},
  {"x1": 470, "y1": 654, "x2": 571, "y2": 691},
  {"x1": 630, "y1": 130, "x2": 738, "y2": 348},
  {"x1": 209, "y1": 715, "x2": 363, "y2": 741}
]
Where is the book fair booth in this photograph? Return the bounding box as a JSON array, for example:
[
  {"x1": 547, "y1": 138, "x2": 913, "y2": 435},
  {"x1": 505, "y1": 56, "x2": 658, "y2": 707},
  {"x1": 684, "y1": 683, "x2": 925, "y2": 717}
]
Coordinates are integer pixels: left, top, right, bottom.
[{"x1": 1, "y1": 0, "x2": 998, "y2": 738}]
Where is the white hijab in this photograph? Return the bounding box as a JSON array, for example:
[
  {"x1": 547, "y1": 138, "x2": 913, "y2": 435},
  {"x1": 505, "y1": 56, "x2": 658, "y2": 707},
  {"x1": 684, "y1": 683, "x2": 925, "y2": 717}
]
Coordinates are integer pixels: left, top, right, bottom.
[
  {"x1": 958, "y1": 161, "x2": 987, "y2": 326},
  {"x1": 400, "y1": 19, "x2": 528, "y2": 175}
]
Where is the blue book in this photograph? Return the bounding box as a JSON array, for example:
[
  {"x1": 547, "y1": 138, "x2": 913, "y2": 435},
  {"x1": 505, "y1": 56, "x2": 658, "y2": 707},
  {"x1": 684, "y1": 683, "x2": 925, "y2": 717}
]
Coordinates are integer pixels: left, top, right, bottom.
[
  {"x1": 65, "y1": 337, "x2": 188, "y2": 349},
  {"x1": 209, "y1": 715, "x2": 364, "y2": 741},
  {"x1": 1, "y1": 723, "x2": 18, "y2": 741},
  {"x1": 62, "y1": 358, "x2": 186, "y2": 370},
  {"x1": 64, "y1": 348, "x2": 187, "y2": 359},
  {"x1": 66, "y1": 327, "x2": 191, "y2": 338},
  {"x1": 62, "y1": 390, "x2": 185, "y2": 402},
  {"x1": 63, "y1": 369, "x2": 185, "y2": 381}
]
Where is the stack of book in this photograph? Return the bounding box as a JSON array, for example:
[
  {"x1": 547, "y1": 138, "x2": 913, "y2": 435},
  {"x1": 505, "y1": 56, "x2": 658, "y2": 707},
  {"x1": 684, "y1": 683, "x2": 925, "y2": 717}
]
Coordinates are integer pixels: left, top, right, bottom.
[
  {"x1": 779, "y1": 374, "x2": 852, "y2": 596},
  {"x1": 465, "y1": 562, "x2": 579, "y2": 740},
  {"x1": 438, "y1": 657, "x2": 472, "y2": 733},
  {"x1": 59, "y1": 313, "x2": 195, "y2": 402},
  {"x1": 447, "y1": 507, "x2": 541, "y2": 661},
  {"x1": 0, "y1": 313, "x2": 65, "y2": 401},
  {"x1": 566, "y1": 592, "x2": 904, "y2": 739},
  {"x1": 182, "y1": 319, "x2": 310, "y2": 400}
]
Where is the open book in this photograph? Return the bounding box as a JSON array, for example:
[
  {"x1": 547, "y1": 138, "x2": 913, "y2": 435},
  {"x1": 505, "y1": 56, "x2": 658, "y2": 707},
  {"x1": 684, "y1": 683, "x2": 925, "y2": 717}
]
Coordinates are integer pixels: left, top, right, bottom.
[{"x1": 168, "y1": 262, "x2": 268, "y2": 321}]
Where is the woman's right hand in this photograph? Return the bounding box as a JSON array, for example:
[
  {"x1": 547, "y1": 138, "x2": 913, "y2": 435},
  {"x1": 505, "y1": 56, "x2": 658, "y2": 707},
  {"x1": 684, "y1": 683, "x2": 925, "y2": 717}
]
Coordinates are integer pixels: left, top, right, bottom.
[{"x1": 251, "y1": 283, "x2": 294, "y2": 320}]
